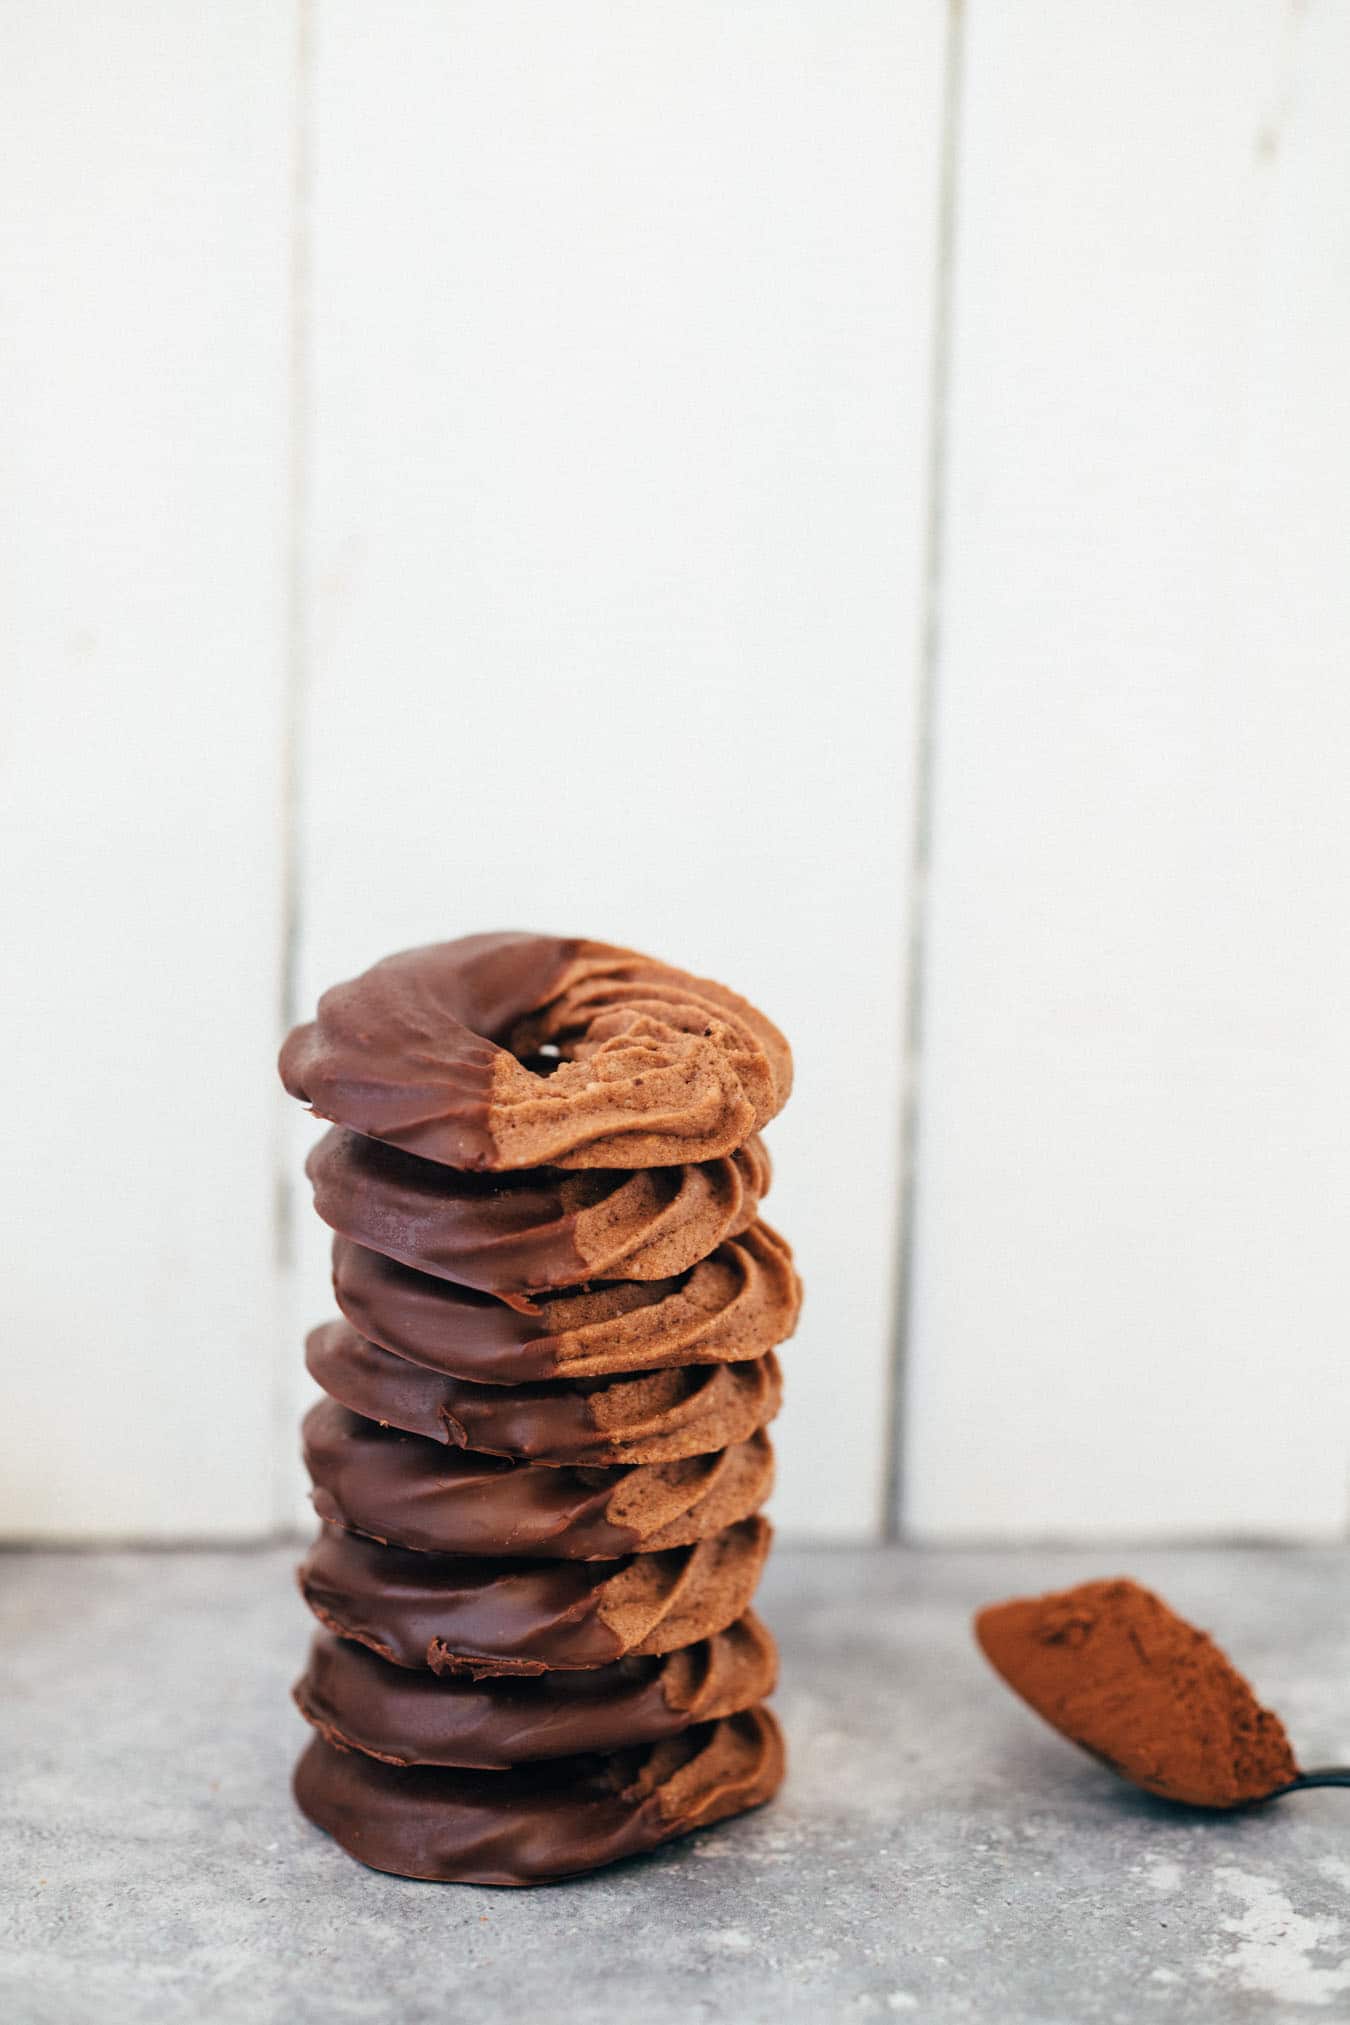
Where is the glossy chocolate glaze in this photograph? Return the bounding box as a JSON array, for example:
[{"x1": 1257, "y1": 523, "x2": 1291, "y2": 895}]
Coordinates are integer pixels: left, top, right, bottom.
[
  {"x1": 298, "y1": 1518, "x2": 772, "y2": 1677},
  {"x1": 328, "y1": 1221, "x2": 799, "y2": 1382},
  {"x1": 293, "y1": 1706, "x2": 786, "y2": 1884},
  {"x1": 280, "y1": 932, "x2": 792, "y2": 1171},
  {"x1": 305, "y1": 1126, "x2": 768, "y2": 1297},
  {"x1": 306, "y1": 1321, "x2": 783, "y2": 1466},
  {"x1": 281, "y1": 932, "x2": 796, "y2": 1877},
  {"x1": 282, "y1": 934, "x2": 576, "y2": 1170},
  {"x1": 293, "y1": 1615, "x2": 778, "y2": 1768},
  {"x1": 302, "y1": 1400, "x2": 774, "y2": 1559}
]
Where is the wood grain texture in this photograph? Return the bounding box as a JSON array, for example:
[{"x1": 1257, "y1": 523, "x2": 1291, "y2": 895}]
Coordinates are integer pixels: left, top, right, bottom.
[
  {"x1": 903, "y1": 0, "x2": 1350, "y2": 1539},
  {"x1": 289, "y1": 0, "x2": 946, "y2": 1536},
  {"x1": 0, "y1": 3, "x2": 294, "y2": 1534},
  {"x1": 12, "y1": 3, "x2": 1342, "y2": 1547}
]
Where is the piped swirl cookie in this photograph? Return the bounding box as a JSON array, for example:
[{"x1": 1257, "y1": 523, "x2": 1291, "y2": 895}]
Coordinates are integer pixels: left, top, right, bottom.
[
  {"x1": 329, "y1": 1222, "x2": 800, "y2": 1383},
  {"x1": 280, "y1": 932, "x2": 793, "y2": 1170},
  {"x1": 293, "y1": 1614, "x2": 778, "y2": 1769},
  {"x1": 305, "y1": 1125, "x2": 769, "y2": 1297},
  {"x1": 303, "y1": 1400, "x2": 774, "y2": 1559},
  {"x1": 299, "y1": 1517, "x2": 772, "y2": 1677},
  {"x1": 293, "y1": 1707, "x2": 786, "y2": 1885},
  {"x1": 307, "y1": 1322, "x2": 783, "y2": 1466}
]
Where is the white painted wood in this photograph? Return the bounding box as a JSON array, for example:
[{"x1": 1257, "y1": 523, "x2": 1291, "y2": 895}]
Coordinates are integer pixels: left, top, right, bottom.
[
  {"x1": 292, "y1": 0, "x2": 946, "y2": 1536},
  {"x1": 21, "y1": 1, "x2": 1341, "y2": 1550},
  {"x1": 904, "y1": 0, "x2": 1350, "y2": 1539},
  {"x1": 0, "y1": 4, "x2": 293, "y2": 1535}
]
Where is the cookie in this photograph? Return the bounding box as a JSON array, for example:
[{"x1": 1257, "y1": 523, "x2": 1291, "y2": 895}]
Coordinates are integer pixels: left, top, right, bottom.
[
  {"x1": 293, "y1": 1706, "x2": 786, "y2": 1883},
  {"x1": 280, "y1": 932, "x2": 792, "y2": 1170},
  {"x1": 303, "y1": 1400, "x2": 774, "y2": 1559},
  {"x1": 298, "y1": 1517, "x2": 772, "y2": 1677},
  {"x1": 329, "y1": 1222, "x2": 800, "y2": 1382},
  {"x1": 293, "y1": 1614, "x2": 778, "y2": 1768},
  {"x1": 307, "y1": 1323, "x2": 783, "y2": 1466},
  {"x1": 305, "y1": 1125, "x2": 768, "y2": 1296}
]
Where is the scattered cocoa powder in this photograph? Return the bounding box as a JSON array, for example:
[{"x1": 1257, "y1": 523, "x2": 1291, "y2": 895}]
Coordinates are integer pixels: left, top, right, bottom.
[{"x1": 975, "y1": 1577, "x2": 1299, "y2": 1808}]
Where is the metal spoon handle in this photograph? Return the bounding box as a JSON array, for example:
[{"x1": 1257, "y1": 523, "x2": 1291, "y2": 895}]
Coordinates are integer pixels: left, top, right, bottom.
[{"x1": 1281, "y1": 1768, "x2": 1350, "y2": 1792}]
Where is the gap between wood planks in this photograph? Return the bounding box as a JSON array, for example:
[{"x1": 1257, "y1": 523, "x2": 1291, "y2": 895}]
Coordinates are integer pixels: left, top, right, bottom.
[{"x1": 882, "y1": 0, "x2": 967, "y2": 1544}]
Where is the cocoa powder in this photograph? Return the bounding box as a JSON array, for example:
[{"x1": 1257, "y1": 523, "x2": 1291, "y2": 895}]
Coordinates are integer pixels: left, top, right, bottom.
[{"x1": 975, "y1": 1578, "x2": 1299, "y2": 1808}]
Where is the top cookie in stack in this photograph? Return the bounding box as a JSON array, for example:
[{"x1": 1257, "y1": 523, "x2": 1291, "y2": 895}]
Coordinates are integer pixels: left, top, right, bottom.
[{"x1": 279, "y1": 933, "x2": 800, "y2": 1886}]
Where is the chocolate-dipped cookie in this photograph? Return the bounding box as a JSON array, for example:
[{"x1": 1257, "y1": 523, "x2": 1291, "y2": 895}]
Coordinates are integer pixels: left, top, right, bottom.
[
  {"x1": 280, "y1": 928, "x2": 797, "y2": 1883},
  {"x1": 329, "y1": 1222, "x2": 800, "y2": 1381},
  {"x1": 307, "y1": 1322, "x2": 783, "y2": 1465},
  {"x1": 293, "y1": 1706, "x2": 786, "y2": 1884},
  {"x1": 294, "y1": 1615, "x2": 778, "y2": 1768},
  {"x1": 280, "y1": 932, "x2": 792, "y2": 1171},
  {"x1": 298, "y1": 1517, "x2": 772, "y2": 1676},
  {"x1": 303, "y1": 1400, "x2": 774, "y2": 1559},
  {"x1": 306, "y1": 1126, "x2": 769, "y2": 1296}
]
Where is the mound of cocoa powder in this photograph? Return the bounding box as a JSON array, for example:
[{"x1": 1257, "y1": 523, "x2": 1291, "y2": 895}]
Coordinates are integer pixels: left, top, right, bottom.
[{"x1": 975, "y1": 1577, "x2": 1299, "y2": 1808}]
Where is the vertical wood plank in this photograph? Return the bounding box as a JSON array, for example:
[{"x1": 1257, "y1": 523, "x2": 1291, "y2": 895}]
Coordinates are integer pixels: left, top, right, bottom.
[
  {"x1": 0, "y1": 3, "x2": 293, "y2": 1535},
  {"x1": 904, "y1": 0, "x2": 1350, "y2": 1538},
  {"x1": 294, "y1": 0, "x2": 947, "y2": 1536}
]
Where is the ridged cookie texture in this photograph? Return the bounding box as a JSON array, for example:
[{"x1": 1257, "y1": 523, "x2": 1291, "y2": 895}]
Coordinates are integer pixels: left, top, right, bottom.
[
  {"x1": 298, "y1": 1518, "x2": 772, "y2": 1677},
  {"x1": 328, "y1": 1222, "x2": 800, "y2": 1382},
  {"x1": 281, "y1": 930, "x2": 796, "y2": 1885},
  {"x1": 293, "y1": 1614, "x2": 778, "y2": 1770},
  {"x1": 280, "y1": 932, "x2": 792, "y2": 1170},
  {"x1": 306, "y1": 1125, "x2": 769, "y2": 1297},
  {"x1": 303, "y1": 1399, "x2": 774, "y2": 1560},
  {"x1": 293, "y1": 1706, "x2": 786, "y2": 1885},
  {"x1": 307, "y1": 1323, "x2": 783, "y2": 1466}
]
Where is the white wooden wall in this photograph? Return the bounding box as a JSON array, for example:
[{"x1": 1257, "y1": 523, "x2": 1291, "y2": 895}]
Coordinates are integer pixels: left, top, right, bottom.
[
  {"x1": 4, "y1": 1, "x2": 1347, "y2": 1544},
  {"x1": 903, "y1": 0, "x2": 1350, "y2": 1541},
  {"x1": 1, "y1": 3, "x2": 293, "y2": 1536}
]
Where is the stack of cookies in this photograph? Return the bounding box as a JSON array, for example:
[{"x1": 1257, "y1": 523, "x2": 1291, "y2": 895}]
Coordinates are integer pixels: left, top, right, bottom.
[{"x1": 278, "y1": 933, "x2": 799, "y2": 1885}]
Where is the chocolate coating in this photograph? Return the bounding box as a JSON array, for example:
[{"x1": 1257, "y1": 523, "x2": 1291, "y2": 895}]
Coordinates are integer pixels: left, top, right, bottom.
[
  {"x1": 307, "y1": 1321, "x2": 783, "y2": 1466},
  {"x1": 330, "y1": 1222, "x2": 800, "y2": 1382},
  {"x1": 280, "y1": 931, "x2": 792, "y2": 1172},
  {"x1": 302, "y1": 1400, "x2": 774, "y2": 1559},
  {"x1": 293, "y1": 1616, "x2": 779, "y2": 1768},
  {"x1": 306, "y1": 1125, "x2": 768, "y2": 1297},
  {"x1": 293, "y1": 1706, "x2": 786, "y2": 1884},
  {"x1": 298, "y1": 1518, "x2": 772, "y2": 1677}
]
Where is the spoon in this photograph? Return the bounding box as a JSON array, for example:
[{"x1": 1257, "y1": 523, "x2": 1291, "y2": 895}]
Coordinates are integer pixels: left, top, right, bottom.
[
  {"x1": 975, "y1": 1576, "x2": 1323, "y2": 1812},
  {"x1": 1267, "y1": 1769, "x2": 1350, "y2": 1798}
]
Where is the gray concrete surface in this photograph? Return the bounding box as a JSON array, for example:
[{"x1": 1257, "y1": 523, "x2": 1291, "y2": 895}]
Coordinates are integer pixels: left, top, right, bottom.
[{"x1": 4, "y1": 1543, "x2": 1350, "y2": 2023}]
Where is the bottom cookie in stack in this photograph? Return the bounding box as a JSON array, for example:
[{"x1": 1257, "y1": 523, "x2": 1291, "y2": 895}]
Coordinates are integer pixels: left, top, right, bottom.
[{"x1": 294, "y1": 1707, "x2": 785, "y2": 1887}]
